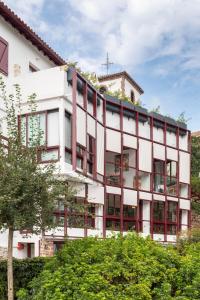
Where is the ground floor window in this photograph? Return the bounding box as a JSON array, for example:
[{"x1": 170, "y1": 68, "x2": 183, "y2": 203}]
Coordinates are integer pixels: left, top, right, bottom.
[{"x1": 105, "y1": 194, "x2": 137, "y2": 231}]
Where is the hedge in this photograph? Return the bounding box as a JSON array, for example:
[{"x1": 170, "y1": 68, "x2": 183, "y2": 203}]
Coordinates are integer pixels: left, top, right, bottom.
[{"x1": 0, "y1": 257, "x2": 48, "y2": 300}]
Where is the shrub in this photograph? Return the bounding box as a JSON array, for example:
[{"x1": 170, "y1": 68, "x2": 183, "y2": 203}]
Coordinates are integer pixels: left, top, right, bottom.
[{"x1": 0, "y1": 257, "x2": 47, "y2": 300}]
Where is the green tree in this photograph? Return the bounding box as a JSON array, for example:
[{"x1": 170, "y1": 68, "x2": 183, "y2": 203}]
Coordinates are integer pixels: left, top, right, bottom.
[
  {"x1": 17, "y1": 234, "x2": 200, "y2": 300},
  {"x1": 0, "y1": 77, "x2": 75, "y2": 300},
  {"x1": 191, "y1": 136, "x2": 200, "y2": 216}
]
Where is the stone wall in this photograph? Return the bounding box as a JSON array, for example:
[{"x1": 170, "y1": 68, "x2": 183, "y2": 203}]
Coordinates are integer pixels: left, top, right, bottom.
[
  {"x1": 191, "y1": 211, "x2": 200, "y2": 228},
  {"x1": 40, "y1": 239, "x2": 54, "y2": 257},
  {"x1": 0, "y1": 247, "x2": 7, "y2": 260}
]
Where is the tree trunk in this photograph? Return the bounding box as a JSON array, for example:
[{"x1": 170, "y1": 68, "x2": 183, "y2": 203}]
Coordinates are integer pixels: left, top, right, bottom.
[{"x1": 7, "y1": 226, "x2": 14, "y2": 300}]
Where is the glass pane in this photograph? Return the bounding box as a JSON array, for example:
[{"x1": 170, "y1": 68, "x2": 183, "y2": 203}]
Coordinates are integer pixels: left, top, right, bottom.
[
  {"x1": 40, "y1": 149, "x2": 59, "y2": 162},
  {"x1": 179, "y1": 183, "x2": 189, "y2": 198},
  {"x1": 65, "y1": 113, "x2": 72, "y2": 149},
  {"x1": 153, "y1": 223, "x2": 164, "y2": 234},
  {"x1": 123, "y1": 205, "x2": 136, "y2": 217},
  {"x1": 167, "y1": 224, "x2": 176, "y2": 235},
  {"x1": 28, "y1": 113, "x2": 45, "y2": 146},
  {"x1": 166, "y1": 177, "x2": 177, "y2": 196},
  {"x1": 123, "y1": 221, "x2": 136, "y2": 231},
  {"x1": 20, "y1": 116, "x2": 26, "y2": 145},
  {"x1": 167, "y1": 202, "x2": 177, "y2": 222},
  {"x1": 154, "y1": 160, "x2": 165, "y2": 174},
  {"x1": 138, "y1": 171, "x2": 151, "y2": 191},
  {"x1": 48, "y1": 111, "x2": 59, "y2": 146},
  {"x1": 123, "y1": 167, "x2": 136, "y2": 188},
  {"x1": 167, "y1": 161, "x2": 176, "y2": 177},
  {"x1": 153, "y1": 201, "x2": 164, "y2": 221},
  {"x1": 153, "y1": 174, "x2": 164, "y2": 193}
]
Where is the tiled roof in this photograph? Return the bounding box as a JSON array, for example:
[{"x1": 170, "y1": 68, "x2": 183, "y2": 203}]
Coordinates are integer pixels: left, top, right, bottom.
[
  {"x1": 98, "y1": 71, "x2": 144, "y2": 94},
  {"x1": 0, "y1": 1, "x2": 66, "y2": 66}
]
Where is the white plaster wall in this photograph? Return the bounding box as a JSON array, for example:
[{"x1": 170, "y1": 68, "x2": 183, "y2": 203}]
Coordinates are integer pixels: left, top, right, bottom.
[
  {"x1": 123, "y1": 115, "x2": 136, "y2": 134},
  {"x1": 179, "y1": 133, "x2": 188, "y2": 151},
  {"x1": 99, "y1": 78, "x2": 122, "y2": 93},
  {"x1": 0, "y1": 16, "x2": 55, "y2": 80},
  {"x1": 138, "y1": 139, "x2": 152, "y2": 172},
  {"x1": 106, "y1": 110, "x2": 120, "y2": 129},
  {"x1": 124, "y1": 78, "x2": 141, "y2": 102},
  {"x1": 153, "y1": 127, "x2": 164, "y2": 143},
  {"x1": 166, "y1": 131, "x2": 176, "y2": 147},
  {"x1": 138, "y1": 121, "x2": 150, "y2": 139},
  {"x1": 9, "y1": 67, "x2": 67, "y2": 102}
]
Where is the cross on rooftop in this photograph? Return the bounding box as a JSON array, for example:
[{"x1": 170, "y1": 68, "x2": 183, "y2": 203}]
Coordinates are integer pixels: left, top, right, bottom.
[{"x1": 102, "y1": 52, "x2": 113, "y2": 74}]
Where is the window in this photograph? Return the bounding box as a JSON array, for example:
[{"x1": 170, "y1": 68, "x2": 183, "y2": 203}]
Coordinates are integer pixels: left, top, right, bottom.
[
  {"x1": 68, "y1": 198, "x2": 96, "y2": 229},
  {"x1": 122, "y1": 148, "x2": 137, "y2": 188},
  {"x1": 105, "y1": 194, "x2": 137, "y2": 232},
  {"x1": 138, "y1": 171, "x2": 151, "y2": 191},
  {"x1": 166, "y1": 160, "x2": 177, "y2": 196},
  {"x1": 179, "y1": 183, "x2": 189, "y2": 198},
  {"x1": 153, "y1": 201, "x2": 165, "y2": 234},
  {"x1": 153, "y1": 160, "x2": 165, "y2": 193},
  {"x1": 130, "y1": 90, "x2": 135, "y2": 103},
  {"x1": 29, "y1": 63, "x2": 39, "y2": 73},
  {"x1": 20, "y1": 110, "x2": 59, "y2": 162},
  {"x1": 106, "y1": 194, "x2": 121, "y2": 231},
  {"x1": 76, "y1": 144, "x2": 85, "y2": 170},
  {"x1": 105, "y1": 151, "x2": 121, "y2": 186},
  {"x1": 123, "y1": 205, "x2": 137, "y2": 231},
  {"x1": 87, "y1": 87, "x2": 95, "y2": 116},
  {"x1": 0, "y1": 36, "x2": 8, "y2": 76},
  {"x1": 167, "y1": 201, "x2": 177, "y2": 235},
  {"x1": 65, "y1": 112, "x2": 72, "y2": 164},
  {"x1": 86, "y1": 135, "x2": 95, "y2": 175}
]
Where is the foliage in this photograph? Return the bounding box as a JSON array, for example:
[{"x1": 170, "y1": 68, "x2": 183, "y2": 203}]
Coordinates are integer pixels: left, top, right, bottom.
[
  {"x1": 176, "y1": 112, "x2": 189, "y2": 124},
  {"x1": 66, "y1": 61, "x2": 142, "y2": 106},
  {"x1": 191, "y1": 136, "x2": 200, "y2": 177},
  {"x1": 0, "y1": 76, "x2": 76, "y2": 300},
  {"x1": 0, "y1": 257, "x2": 47, "y2": 300},
  {"x1": 191, "y1": 136, "x2": 200, "y2": 215},
  {"x1": 15, "y1": 233, "x2": 200, "y2": 300},
  {"x1": 151, "y1": 106, "x2": 161, "y2": 113}
]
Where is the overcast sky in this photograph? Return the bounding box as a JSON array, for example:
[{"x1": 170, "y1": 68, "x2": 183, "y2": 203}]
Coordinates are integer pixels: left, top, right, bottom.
[{"x1": 4, "y1": 0, "x2": 200, "y2": 131}]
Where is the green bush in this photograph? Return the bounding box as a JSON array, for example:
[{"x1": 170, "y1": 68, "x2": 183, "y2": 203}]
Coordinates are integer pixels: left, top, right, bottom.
[
  {"x1": 17, "y1": 234, "x2": 200, "y2": 300},
  {"x1": 0, "y1": 257, "x2": 47, "y2": 300}
]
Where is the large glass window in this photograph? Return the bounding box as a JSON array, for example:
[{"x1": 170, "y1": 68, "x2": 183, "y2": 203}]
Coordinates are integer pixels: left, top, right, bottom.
[
  {"x1": 153, "y1": 160, "x2": 165, "y2": 193},
  {"x1": 86, "y1": 135, "x2": 95, "y2": 175},
  {"x1": 166, "y1": 160, "x2": 177, "y2": 196},
  {"x1": 106, "y1": 194, "x2": 121, "y2": 231},
  {"x1": 20, "y1": 110, "x2": 59, "y2": 162},
  {"x1": 123, "y1": 205, "x2": 137, "y2": 231},
  {"x1": 76, "y1": 144, "x2": 85, "y2": 170},
  {"x1": 153, "y1": 201, "x2": 165, "y2": 234},
  {"x1": 105, "y1": 152, "x2": 121, "y2": 186},
  {"x1": 65, "y1": 112, "x2": 72, "y2": 164},
  {"x1": 138, "y1": 171, "x2": 151, "y2": 191},
  {"x1": 122, "y1": 148, "x2": 137, "y2": 188},
  {"x1": 179, "y1": 183, "x2": 189, "y2": 198},
  {"x1": 167, "y1": 201, "x2": 177, "y2": 235},
  {"x1": 105, "y1": 194, "x2": 137, "y2": 232}
]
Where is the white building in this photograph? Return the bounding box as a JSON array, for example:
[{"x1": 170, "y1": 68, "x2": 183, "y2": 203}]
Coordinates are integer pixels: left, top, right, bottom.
[{"x1": 0, "y1": 2, "x2": 191, "y2": 258}]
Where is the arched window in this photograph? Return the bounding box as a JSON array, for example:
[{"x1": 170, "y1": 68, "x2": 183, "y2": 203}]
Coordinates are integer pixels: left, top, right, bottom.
[{"x1": 130, "y1": 90, "x2": 135, "y2": 103}]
